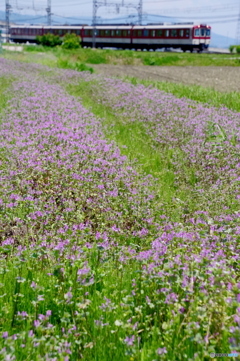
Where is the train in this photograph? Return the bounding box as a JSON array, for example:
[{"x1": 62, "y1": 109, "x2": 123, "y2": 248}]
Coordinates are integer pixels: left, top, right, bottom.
[{"x1": 10, "y1": 23, "x2": 211, "y2": 52}]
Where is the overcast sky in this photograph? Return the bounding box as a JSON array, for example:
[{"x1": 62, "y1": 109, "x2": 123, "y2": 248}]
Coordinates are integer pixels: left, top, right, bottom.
[{"x1": 1, "y1": 0, "x2": 239, "y2": 39}]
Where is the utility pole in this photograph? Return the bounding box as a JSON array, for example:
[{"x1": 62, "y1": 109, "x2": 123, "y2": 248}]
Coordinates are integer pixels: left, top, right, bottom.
[
  {"x1": 92, "y1": 0, "x2": 98, "y2": 48},
  {"x1": 236, "y1": 1, "x2": 240, "y2": 44},
  {"x1": 6, "y1": 0, "x2": 11, "y2": 43},
  {"x1": 92, "y1": 0, "x2": 143, "y2": 48},
  {"x1": 137, "y1": 0, "x2": 143, "y2": 25},
  {"x1": 46, "y1": 0, "x2": 52, "y2": 26}
]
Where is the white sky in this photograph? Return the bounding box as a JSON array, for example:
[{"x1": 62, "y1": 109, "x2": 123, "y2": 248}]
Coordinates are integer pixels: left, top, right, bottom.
[{"x1": 0, "y1": 0, "x2": 239, "y2": 39}]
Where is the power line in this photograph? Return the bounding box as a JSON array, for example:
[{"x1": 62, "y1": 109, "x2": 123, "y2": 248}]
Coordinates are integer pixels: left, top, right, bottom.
[
  {"x1": 92, "y1": 1, "x2": 143, "y2": 48},
  {"x1": 236, "y1": 2, "x2": 240, "y2": 44},
  {"x1": 148, "y1": 13, "x2": 239, "y2": 20},
  {"x1": 147, "y1": 3, "x2": 239, "y2": 14},
  {"x1": 6, "y1": 0, "x2": 11, "y2": 43}
]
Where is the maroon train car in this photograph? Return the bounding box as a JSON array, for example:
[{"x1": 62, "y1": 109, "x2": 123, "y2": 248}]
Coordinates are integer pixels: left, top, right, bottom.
[{"x1": 10, "y1": 23, "x2": 211, "y2": 52}]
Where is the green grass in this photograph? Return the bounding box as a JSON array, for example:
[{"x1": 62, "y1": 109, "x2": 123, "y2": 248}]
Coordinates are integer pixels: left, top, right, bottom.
[
  {"x1": 0, "y1": 61, "x2": 239, "y2": 361},
  {"x1": 0, "y1": 76, "x2": 12, "y2": 116},
  {"x1": 66, "y1": 81, "x2": 208, "y2": 221},
  {"x1": 1, "y1": 241, "x2": 231, "y2": 361},
  {"x1": 22, "y1": 45, "x2": 240, "y2": 67},
  {"x1": 66, "y1": 74, "x2": 240, "y2": 223},
  {"x1": 124, "y1": 77, "x2": 240, "y2": 112}
]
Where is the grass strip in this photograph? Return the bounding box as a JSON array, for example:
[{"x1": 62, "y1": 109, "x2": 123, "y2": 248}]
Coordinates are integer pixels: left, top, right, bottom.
[
  {"x1": 24, "y1": 46, "x2": 240, "y2": 67},
  {"x1": 0, "y1": 76, "x2": 12, "y2": 117},
  {"x1": 124, "y1": 76, "x2": 240, "y2": 112},
  {"x1": 67, "y1": 81, "x2": 201, "y2": 221},
  {"x1": 3, "y1": 45, "x2": 240, "y2": 67}
]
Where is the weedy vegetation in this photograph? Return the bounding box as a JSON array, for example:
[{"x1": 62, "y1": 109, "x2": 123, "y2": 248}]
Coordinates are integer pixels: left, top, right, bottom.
[
  {"x1": 0, "y1": 56, "x2": 239, "y2": 361},
  {"x1": 124, "y1": 77, "x2": 240, "y2": 113},
  {"x1": 3, "y1": 45, "x2": 240, "y2": 67}
]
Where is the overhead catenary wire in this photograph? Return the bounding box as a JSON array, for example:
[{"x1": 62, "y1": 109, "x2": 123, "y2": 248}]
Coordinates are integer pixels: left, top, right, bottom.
[{"x1": 3, "y1": 0, "x2": 238, "y2": 41}]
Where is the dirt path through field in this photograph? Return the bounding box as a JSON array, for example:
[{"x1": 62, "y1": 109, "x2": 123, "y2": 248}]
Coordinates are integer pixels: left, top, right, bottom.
[{"x1": 92, "y1": 64, "x2": 240, "y2": 93}]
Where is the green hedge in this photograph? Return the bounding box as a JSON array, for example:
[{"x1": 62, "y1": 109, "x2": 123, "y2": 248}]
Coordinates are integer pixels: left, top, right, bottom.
[{"x1": 36, "y1": 33, "x2": 62, "y2": 47}]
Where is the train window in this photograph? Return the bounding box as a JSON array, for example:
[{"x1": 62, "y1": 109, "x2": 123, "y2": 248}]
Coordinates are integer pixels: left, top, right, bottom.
[
  {"x1": 185, "y1": 30, "x2": 190, "y2": 37},
  {"x1": 179, "y1": 30, "x2": 184, "y2": 37},
  {"x1": 111, "y1": 30, "x2": 115, "y2": 36},
  {"x1": 138, "y1": 30, "x2": 142, "y2": 36},
  {"x1": 206, "y1": 29, "x2": 210, "y2": 36},
  {"x1": 84, "y1": 30, "x2": 89, "y2": 36},
  {"x1": 171, "y1": 29, "x2": 177, "y2": 37},
  {"x1": 123, "y1": 30, "x2": 127, "y2": 36},
  {"x1": 128, "y1": 30, "x2": 130, "y2": 35},
  {"x1": 165, "y1": 30, "x2": 169, "y2": 37},
  {"x1": 76, "y1": 30, "x2": 80, "y2": 35},
  {"x1": 200, "y1": 29, "x2": 205, "y2": 36},
  {"x1": 143, "y1": 30, "x2": 149, "y2": 37},
  {"x1": 195, "y1": 29, "x2": 200, "y2": 36},
  {"x1": 157, "y1": 30, "x2": 163, "y2": 37},
  {"x1": 105, "y1": 30, "x2": 110, "y2": 36},
  {"x1": 151, "y1": 30, "x2": 156, "y2": 37}
]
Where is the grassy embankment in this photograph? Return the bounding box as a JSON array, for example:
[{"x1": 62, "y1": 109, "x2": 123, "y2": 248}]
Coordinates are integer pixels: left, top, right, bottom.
[
  {"x1": 24, "y1": 45, "x2": 240, "y2": 66},
  {"x1": 2, "y1": 45, "x2": 240, "y2": 68}
]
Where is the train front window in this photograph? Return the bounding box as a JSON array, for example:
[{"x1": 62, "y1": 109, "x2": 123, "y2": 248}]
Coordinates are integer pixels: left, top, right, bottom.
[
  {"x1": 201, "y1": 29, "x2": 205, "y2": 36},
  {"x1": 206, "y1": 29, "x2": 211, "y2": 36},
  {"x1": 195, "y1": 29, "x2": 200, "y2": 36}
]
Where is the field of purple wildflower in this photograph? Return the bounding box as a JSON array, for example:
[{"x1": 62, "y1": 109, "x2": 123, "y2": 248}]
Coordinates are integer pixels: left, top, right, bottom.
[{"x1": 0, "y1": 57, "x2": 239, "y2": 361}]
